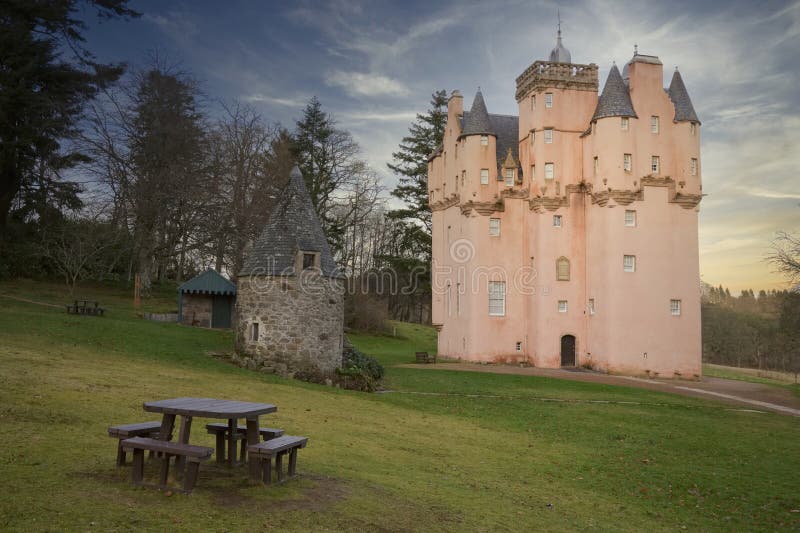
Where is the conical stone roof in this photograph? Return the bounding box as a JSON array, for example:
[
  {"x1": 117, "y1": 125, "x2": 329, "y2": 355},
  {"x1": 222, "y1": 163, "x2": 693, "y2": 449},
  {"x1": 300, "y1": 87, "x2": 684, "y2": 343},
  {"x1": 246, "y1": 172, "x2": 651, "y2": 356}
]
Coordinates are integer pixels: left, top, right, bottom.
[
  {"x1": 239, "y1": 166, "x2": 342, "y2": 278},
  {"x1": 459, "y1": 90, "x2": 495, "y2": 138},
  {"x1": 668, "y1": 69, "x2": 700, "y2": 124},
  {"x1": 592, "y1": 64, "x2": 637, "y2": 121}
]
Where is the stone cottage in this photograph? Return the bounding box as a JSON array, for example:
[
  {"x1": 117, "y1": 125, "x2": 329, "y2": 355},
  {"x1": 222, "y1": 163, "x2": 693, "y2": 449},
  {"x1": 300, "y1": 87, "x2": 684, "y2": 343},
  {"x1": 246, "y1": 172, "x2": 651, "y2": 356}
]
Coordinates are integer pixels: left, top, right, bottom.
[
  {"x1": 234, "y1": 166, "x2": 345, "y2": 376},
  {"x1": 177, "y1": 269, "x2": 236, "y2": 328}
]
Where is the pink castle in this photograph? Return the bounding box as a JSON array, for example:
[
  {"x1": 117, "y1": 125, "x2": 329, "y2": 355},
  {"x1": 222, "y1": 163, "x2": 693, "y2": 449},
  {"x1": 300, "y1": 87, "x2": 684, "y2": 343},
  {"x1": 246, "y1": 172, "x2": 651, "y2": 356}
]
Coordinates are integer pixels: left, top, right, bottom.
[{"x1": 428, "y1": 28, "x2": 702, "y2": 378}]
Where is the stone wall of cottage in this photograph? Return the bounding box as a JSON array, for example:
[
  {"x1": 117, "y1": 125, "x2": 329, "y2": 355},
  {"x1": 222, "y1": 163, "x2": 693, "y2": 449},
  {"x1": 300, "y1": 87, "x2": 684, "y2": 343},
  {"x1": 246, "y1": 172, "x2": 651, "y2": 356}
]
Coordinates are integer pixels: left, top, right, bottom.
[
  {"x1": 181, "y1": 293, "x2": 212, "y2": 327},
  {"x1": 233, "y1": 273, "x2": 345, "y2": 376}
]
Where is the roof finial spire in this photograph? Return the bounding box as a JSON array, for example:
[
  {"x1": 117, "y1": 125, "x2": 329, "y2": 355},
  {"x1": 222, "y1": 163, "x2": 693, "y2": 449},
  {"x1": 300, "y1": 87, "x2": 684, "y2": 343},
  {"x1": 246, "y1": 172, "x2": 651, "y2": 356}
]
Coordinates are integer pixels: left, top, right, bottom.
[
  {"x1": 557, "y1": 9, "x2": 562, "y2": 38},
  {"x1": 634, "y1": 43, "x2": 638, "y2": 56}
]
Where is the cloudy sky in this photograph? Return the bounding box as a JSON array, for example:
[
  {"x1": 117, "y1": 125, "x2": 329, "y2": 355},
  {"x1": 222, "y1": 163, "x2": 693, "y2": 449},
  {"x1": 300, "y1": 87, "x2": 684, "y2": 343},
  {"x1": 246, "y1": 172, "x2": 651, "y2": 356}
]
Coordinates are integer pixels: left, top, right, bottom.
[{"x1": 81, "y1": 0, "x2": 799, "y2": 293}]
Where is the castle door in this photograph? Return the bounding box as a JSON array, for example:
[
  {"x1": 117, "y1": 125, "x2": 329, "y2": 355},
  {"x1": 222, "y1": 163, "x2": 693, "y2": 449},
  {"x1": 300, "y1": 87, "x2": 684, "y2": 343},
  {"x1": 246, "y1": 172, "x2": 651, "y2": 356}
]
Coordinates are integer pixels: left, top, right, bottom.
[{"x1": 560, "y1": 335, "x2": 576, "y2": 367}]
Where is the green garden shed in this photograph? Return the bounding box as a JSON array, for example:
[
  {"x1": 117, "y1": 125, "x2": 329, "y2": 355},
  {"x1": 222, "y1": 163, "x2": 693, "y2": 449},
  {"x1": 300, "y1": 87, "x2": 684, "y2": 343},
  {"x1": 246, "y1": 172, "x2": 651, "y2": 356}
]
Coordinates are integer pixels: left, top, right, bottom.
[{"x1": 177, "y1": 269, "x2": 237, "y2": 329}]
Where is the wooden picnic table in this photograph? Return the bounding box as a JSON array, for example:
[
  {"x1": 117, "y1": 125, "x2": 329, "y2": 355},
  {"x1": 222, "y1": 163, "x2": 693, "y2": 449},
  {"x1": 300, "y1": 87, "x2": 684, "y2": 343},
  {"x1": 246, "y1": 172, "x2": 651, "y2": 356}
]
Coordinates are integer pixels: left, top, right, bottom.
[
  {"x1": 144, "y1": 397, "x2": 277, "y2": 479},
  {"x1": 66, "y1": 299, "x2": 105, "y2": 316}
]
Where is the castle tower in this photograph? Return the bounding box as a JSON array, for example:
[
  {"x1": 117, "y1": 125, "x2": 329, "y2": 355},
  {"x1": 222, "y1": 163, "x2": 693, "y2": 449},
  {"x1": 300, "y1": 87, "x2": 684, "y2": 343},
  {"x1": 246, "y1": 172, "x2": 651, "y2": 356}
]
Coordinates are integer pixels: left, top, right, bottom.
[{"x1": 235, "y1": 166, "x2": 345, "y2": 376}]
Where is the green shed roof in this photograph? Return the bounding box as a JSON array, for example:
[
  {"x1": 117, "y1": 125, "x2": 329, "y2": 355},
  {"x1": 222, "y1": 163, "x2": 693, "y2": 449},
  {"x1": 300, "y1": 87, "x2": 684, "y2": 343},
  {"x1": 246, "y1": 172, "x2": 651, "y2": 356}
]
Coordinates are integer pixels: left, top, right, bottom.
[{"x1": 178, "y1": 269, "x2": 236, "y2": 295}]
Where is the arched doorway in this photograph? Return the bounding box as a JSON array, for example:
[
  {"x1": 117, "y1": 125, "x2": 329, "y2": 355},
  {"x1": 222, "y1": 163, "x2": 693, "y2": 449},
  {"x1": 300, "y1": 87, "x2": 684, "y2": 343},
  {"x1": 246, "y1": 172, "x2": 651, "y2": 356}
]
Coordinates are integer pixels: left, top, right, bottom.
[{"x1": 560, "y1": 335, "x2": 576, "y2": 367}]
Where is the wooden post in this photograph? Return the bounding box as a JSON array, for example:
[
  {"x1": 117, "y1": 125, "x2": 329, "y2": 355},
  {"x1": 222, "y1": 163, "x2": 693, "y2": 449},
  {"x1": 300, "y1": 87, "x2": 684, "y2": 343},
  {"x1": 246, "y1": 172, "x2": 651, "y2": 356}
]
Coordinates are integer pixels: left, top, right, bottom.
[
  {"x1": 246, "y1": 417, "x2": 261, "y2": 480},
  {"x1": 134, "y1": 273, "x2": 141, "y2": 309}
]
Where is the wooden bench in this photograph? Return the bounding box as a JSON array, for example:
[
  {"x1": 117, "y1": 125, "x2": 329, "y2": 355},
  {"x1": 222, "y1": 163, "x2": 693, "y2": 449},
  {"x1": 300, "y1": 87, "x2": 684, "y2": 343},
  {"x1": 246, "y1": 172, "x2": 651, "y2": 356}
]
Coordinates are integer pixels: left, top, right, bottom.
[
  {"x1": 205, "y1": 422, "x2": 284, "y2": 463},
  {"x1": 108, "y1": 421, "x2": 166, "y2": 466},
  {"x1": 248, "y1": 435, "x2": 308, "y2": 485},
  {"x1": 66, "y1": 300, "x2": 105, "y2": 316},
  {"x1": 121, "y1": 437, "x2": 212, "y2": 493},
  {"x1": 415, "y1": 351, "x2": 437, "y2": 364}
]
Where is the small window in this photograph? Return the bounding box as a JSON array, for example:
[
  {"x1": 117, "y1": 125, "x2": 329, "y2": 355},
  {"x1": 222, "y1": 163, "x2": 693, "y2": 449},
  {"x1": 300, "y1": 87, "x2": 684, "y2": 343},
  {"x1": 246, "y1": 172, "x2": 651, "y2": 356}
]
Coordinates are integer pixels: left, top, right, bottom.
[
  {"x1": 670, "y1": 299, "x2": 682, "y2": 316},
  {"x1": 588, "y1": 299, "x2": 596, "y2": 315},
  {"x1": 556, "y1": 257, "x2": 570, "y2": 281},
  {"x1": 504, "y1": 169, "x2": 515, "y2": 186},
  {"x1": 531, "y1": 95, "x2": 536, "y2": 110},
  {"x1": 489, "y1": 218, "x2": 500, "y2": 236},
  {"x1": 690, "y1": 122, "x2": 696, "y2": 135},
  {"x1": 488, "y1": 281, "x2": 506, "y2": 316},
  {"x1": 530, "y1": 165, "x2": 535, "y2": 182},
  {"x1": 461, "y1": 170, "x2": 466, "y2": 186},
  {"x1": 651, "y1": 116, "x2": 659, "y2": 134},
  {"x1": 544, "y1": 129, "x2": 553, "y2": 144},
  {"x1": 454, "y1": 143, "x2": 458, "y2": 159},
  {"x1": 480, "y1": 168, "x2": 489, "y2": 184},
  {"x1": 593, "y1": 156, "x2": 599, "y2": 175},
  {"x1": 623, "y1": 153, "x2": 632, "y2": 172},
  {"x1": 302, "y1": 253, "x2": 316, "y2": 270},
  {"x1": 553, "y1": 215, "x2": 562, "y2": 227},
  {"x1": 651, "y1": 156, "x2": 660, "y2": 174},
  {"x1": 515, "y1": 341, "x2": 522, "y2": 352},
  {"x1": 621, "y1": 117, "x2": 629, "y2": 130},
  {"x1": 624, "y1": 210, "x2": 636, "y2": 227},
  {"x1": 544, "y1": 162, "x2": 554, "y2": 180},
  {"x1": 691, "y1": 158, "x2": 698, "y2": 176},
  {"x1": 545, "y1": 93, "x2": 553, "y2": 108},
  {"x1": 530, "y1": 131, "x2": 535, "y2": 146},
  {"x1": 623, "y1": 255, "x2": 636, "y2": 273},
  {"x1": 480, "y1": 135, "x2": 488, "y2": 146},
  {"x1": 251, "y1": 322, "x2": 259, "y2": 342},
  {"x1": 558, "y1": 300, "x2": 568, "y2": 313}
]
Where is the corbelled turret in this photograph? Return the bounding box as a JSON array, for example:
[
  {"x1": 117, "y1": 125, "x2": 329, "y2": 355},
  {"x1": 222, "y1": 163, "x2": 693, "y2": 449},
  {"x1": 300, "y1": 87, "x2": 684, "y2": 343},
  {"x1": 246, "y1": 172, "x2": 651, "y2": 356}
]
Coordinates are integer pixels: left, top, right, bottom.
[
  {"x1": 668, "y1": 69, "x2": 700, "y2": 124},
  {"x1": 459, "y1": 90, "x2": 495, "y2": 138}
]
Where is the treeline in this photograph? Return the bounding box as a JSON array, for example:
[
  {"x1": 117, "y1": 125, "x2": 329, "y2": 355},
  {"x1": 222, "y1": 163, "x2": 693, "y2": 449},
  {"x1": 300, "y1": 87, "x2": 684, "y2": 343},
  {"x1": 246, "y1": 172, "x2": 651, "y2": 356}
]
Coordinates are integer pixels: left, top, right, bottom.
[
  {"x1": 0, "y1": 1, "x2": 443, "y2": 327},
  {"x1": 701, "y1": 284, "x2": 800, "y2": 374}
]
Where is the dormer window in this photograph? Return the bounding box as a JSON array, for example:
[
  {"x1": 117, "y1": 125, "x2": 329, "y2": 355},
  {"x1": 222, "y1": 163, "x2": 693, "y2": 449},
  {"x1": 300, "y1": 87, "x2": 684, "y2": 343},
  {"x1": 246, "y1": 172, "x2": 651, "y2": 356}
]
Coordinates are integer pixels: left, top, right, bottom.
[
  {"x1": 504, "y1": 169, "x2": 515, "y2": 186},
  {"x1": 298, "y1": 250, "x2": 320, "y2": 271},
  {"x1": 480, "y1": 135, "x2": 489, "y2": 146},
  {"x1": 544, "y1": 129, "x2": 553, "y2": 144},
  {"x1": 545, "y1": 93, "x2": 553, "y2": 108},
  {"x1": 651, "y1": 116, "x2": 659, "y2": 134},
  {"x1": 621, "y1": 117, "x2": 629, "y2": 130}
]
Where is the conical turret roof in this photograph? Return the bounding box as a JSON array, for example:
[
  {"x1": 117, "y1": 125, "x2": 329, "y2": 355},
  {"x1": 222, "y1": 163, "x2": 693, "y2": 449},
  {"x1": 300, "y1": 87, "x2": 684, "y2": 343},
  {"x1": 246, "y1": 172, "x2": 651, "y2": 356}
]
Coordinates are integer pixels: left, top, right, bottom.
[
  {"x1": 239, "y1": 166, "x2": 342, "y2": 278},
  {"x1": 668, "y1": 69, "x2": 700, "y2": 124},
  {"x1": 459, "y1": 90, "x2": 495, "y2": 138},
  {"x1": 592, "y1": 64, "x2": 637, "y2": 121}
]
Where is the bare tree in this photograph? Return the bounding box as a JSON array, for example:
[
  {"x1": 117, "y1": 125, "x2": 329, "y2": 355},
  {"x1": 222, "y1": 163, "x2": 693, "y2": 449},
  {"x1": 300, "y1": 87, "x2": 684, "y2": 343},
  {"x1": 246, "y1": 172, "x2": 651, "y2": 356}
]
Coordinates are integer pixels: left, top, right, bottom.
[{"x1": 768, "y1": 230, "x2": 800, "y2": 285}]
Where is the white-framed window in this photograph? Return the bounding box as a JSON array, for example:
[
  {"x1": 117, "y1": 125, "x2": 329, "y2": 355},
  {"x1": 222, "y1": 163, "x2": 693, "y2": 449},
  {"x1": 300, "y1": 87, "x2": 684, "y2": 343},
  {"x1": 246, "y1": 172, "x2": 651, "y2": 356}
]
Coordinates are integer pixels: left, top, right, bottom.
[
  {"x1": 480, "y1": 135, "x2": 488, "y2": 146},
  {"x1": 531, "y1": 95, "x2": 536, "y2": 110},
  {"x1": 690, "y1": 122, "x2": 696, "y2": 135},
  {"x1": 651, "y1": 156, "x2": 660, "y2": 174},
  {"x1": 489, "y1": 218, "x2": 500, "y2": 236},
  {"x1": 556, "y1": 257, "x2": 570, "y2": 281},
  {"x1": 545, "y1": 92, "x2": 553, "y2": 108},
  {"x1": 251, "y1": 322, "x2": 260, "y2": 342},
  {"x1": 623, "y1": 255, "x2": 636, "y2": 272},
  {"x1": 544, "y1": 128, "x2": 553, "y2": 144},
  {"x1": 553, "y1": 215, "x2": 562, "y2": 227},
  {"x1": 624, "y1": 210, "x2": 636, "y2": 227},
  {"x1": 691, "y1": 158, "x2": 698, "y2": 176},
  {"x1": 558, "y1": 300, "x2": 568, "y2": 313},
  {"x1": 593, "y1": 156, "x2": 599, "y2": 175},
  {"x1": 621, "y1": 117, "x2": 629, "y2": 131},
  {"x1": 515, "y1": 341, "x2": 522, "y2": 352},
  {"x1": 670, "y1": 299, "x2": 682, "y2": 316},
  {"x1": 624, "y1": 153, "x2": 632, "y2": 172},
  {"x1": 588, "y1": 298, "x2": 595, "y2": 315},
  {"x1": 504, "y1": 169, "x2": 515, "y2": 186},
  {"x1": 488, "y1": 281, "x2": 506, "y2": 316},
  {"x1": 544, "y1": 162, "x2": 554, "y2": 180},
  {"x1": 651, "y1": 115, "x2": 659, "y2": 134},
  {"x1": 480, "y1": 168, "x2": 489, "y2": 185}
]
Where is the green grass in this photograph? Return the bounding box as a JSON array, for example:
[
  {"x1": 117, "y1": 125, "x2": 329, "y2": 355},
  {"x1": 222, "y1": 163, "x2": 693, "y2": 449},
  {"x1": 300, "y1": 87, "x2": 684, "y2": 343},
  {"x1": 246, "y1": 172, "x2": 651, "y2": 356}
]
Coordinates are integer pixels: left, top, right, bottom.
[
  {"x1": 703, "y1": 364, "x2": 800, "y2": 398},
  {"x1": 1, "y1": 280, "x2": 799, "y2": 531}
]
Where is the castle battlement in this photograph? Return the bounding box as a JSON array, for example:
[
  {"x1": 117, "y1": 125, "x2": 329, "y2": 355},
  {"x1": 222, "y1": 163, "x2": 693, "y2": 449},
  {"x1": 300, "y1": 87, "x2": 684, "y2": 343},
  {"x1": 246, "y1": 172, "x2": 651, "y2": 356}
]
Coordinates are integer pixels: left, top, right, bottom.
[{"x1": 515, "y1": 60, "x2": 598, "y2": 101}]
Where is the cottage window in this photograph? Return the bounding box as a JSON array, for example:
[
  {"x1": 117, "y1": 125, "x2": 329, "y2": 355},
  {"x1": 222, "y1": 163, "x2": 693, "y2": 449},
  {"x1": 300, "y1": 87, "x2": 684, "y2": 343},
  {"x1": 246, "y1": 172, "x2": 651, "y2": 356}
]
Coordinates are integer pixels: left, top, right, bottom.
[
  {"x1": 489, "y1": 218, "x2": 500, "y2": 236},
  {"x1": 558, "y1": 300, "x2": 568, "y2": 313},
  {"x1": 691, "y1": 158, "x2": 698, "y2": 176},
  {"x1": 624, "y1": 210, "x2": 636, "y2": 227},
  {"x1": 651, "y1": 156, "x2": 660, "y2": 174},
  {"x1": 544, "y1": 128, "x2": 553, "y2": 144},
  {"x1": 481, "y1": 135, "x2": 489, "y2": 146},
  {"x1": 621, "y1": 117, "x2": 629, "y2": 130},
  {"x1": 480, "y1": 168, "x2": 489, "y2": 185},
  {"x1": 556, "y1": 257, "x2": 570, "y2": 281},
  {"x1": 651, "y1": 115, "x2": 659, "y2": 134},
  {"x1": 504, "y1": 169, "x2": 515, "y2": 186},
  {"x1": 545, "y1": 92, "x2": 553, "y2": 108},
  {"x1": 544, "y1": 162, "x2": 554, "y2": 180},
  {"x1": 671, "y1": 299, "x2": 682, "y2": 316},
  {"x1": 302, "y1": 253, "x2": 315, "y2": 269},
  {"x1": 624, "y1": 153, "x2": 632, "y2": 172},
  {"x1": 553, "y1": 215, "x2": 562, "y2": 227},
  {"x1": 488, "y1": 281, "x2": 506, "y2": 316},
  {"x1": 251, "y1": 322, "x2": 259, "y2": 342},
  {"x1": 623, "y1": 255, "x2": 636, "y2": 272}
]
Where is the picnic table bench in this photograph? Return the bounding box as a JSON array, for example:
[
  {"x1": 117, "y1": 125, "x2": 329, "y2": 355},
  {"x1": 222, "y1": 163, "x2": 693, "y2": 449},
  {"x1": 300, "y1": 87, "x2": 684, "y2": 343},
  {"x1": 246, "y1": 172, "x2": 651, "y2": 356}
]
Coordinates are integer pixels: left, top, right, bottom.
[
  {"x1": 205, "y1": 422, "x2": 284, "y2": 463},
  {"x1": 249, "y1": 435, "x2": 309, "y2": 485},
  {"x1": 121, "y1": 437, "x2": 212, "y2": 493},
  {"x1": 66, "y1": 299, "x2": 105, "y2": 316},
  {"x1": 415, "y1": 351, "x2": 437, "y2": 364}
]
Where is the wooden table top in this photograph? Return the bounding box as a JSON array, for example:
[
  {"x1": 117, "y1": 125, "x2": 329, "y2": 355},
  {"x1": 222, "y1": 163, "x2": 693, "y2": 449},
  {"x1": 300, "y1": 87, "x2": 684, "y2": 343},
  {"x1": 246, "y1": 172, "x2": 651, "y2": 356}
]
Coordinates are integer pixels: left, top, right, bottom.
[{"x1": 143, "y1": 397, "x2": 277, "y2": 418}]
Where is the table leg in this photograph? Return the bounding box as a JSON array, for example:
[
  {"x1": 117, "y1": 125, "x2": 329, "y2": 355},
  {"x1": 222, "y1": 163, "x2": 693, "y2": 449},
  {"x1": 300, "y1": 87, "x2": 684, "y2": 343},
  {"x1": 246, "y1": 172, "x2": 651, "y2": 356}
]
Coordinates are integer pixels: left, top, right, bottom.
[
  {"x1": 246, "y1": 417, "x2": 261, "y2": 480},
  {"x1": 176, "y1": 415, "x2": 192, "y2": 475},
  {"x1": 227, "y1": 418, "x2": 236, "y2": 467},
  {"x1": 159, "y1": 414, "x2": 175, "y2": 441}
]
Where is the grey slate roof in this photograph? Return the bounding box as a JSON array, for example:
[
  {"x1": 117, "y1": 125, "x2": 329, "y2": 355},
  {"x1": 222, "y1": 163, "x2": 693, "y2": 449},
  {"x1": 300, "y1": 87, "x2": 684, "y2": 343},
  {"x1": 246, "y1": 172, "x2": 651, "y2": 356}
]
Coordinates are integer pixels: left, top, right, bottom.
[
  {"x1": 459, "y1": 91, "x2": 494, "y2": 137},
  {"x1": 178, "y1": 269, "x2": 236, "y2": 295},
  {"x1": 549, "y1": 32, "x2": 571, "y2": 63},
  {"x1": 667, "y1": 69, "x2": 700, "y2": 124},
  {"x1": 459, "y1": 111, "x2": 520, "y2": 172},
  {"x1": 592, "y1": 64, "x2": 637, "y2": 121},
  {"x1": 239, "y1": 166, "x2": 342, "y2": 278}
]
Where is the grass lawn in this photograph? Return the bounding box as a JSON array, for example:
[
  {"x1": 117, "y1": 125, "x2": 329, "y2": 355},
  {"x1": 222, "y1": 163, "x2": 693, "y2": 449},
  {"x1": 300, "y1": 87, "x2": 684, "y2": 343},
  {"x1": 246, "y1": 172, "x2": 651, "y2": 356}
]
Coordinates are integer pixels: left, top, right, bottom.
[
  {"x1": 1, "y1": 280, "x2": 799, "y2": 531},
  {"x1": 703, "y1": 364, "x2": 800, "y2": 398}
]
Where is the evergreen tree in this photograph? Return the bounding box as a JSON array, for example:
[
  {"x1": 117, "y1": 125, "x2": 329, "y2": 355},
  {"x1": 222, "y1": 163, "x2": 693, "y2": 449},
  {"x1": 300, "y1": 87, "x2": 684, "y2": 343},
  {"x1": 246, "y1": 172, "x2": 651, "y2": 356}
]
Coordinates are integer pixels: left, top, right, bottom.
[{"x1": 0, "y1": 0, "x2": 139, "y2": 233}]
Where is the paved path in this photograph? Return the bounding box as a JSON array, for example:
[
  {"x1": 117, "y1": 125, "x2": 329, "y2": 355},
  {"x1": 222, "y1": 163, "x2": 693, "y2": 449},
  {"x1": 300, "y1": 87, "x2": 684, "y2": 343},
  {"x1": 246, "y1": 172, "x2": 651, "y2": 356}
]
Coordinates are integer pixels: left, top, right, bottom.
[{"x1": 397, "y1": 363, "x2": 800, "y2": 417}]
